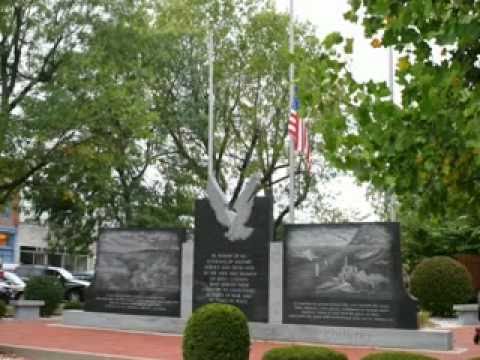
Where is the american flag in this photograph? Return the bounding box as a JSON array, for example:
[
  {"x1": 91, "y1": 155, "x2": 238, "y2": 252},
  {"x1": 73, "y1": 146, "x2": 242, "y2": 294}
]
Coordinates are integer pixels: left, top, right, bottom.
[{"x1": 288, "y1": 95, "x2": 312, "y2": 171}]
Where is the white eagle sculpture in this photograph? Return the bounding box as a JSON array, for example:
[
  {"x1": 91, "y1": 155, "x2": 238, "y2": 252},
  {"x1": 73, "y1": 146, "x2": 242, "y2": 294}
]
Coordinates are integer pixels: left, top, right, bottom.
[{"x1": 206, "y1": 173, "x2": 261, "y2": 242}]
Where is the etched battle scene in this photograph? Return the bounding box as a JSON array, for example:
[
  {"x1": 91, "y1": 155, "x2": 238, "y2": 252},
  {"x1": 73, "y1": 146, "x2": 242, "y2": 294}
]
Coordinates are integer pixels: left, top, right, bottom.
[
  {"x1": 286, "y1": 224, "x2": 393, "y2": 300},
  {"x1": 95, "y1": 230, "x2": 181, "y2": 292},
  {"x1": 87, "y1": 229, "x2": 183, "y2": 316},
  {"x1": 95, "y1": 231, "x2": 180, "y2": 292}
]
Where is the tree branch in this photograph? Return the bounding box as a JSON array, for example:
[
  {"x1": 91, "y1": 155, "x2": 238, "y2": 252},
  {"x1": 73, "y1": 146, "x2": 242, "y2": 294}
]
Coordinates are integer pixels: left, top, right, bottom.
[
  {"x1": 168, "y1": 127, "x2": 206, "y2": 180},
  {"x1": 230, "y1": 126, "x2": 260, "y2": 206},
  {"x1": 132, "y1": 141, "x2": 153, "y2": 183},
  {"x1": 274, "y1": 172, "x2": 312, "y2": 229},
  {"x1": 7, "y1": 6, "x2": 24, "y2": 98},
  {"x1": 0, "y1": 132, "x2": 81, "y2": 203},
  {"x1": 9, "y1": 34, "x2": 63, "y2": 112}
]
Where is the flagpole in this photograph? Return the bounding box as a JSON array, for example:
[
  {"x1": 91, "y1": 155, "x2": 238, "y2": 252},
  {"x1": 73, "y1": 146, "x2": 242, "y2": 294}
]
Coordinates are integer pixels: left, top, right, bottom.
[
  {"x1": 288, "y1": 0, "x2": 295, "y2": 224},
  {"x1": 208, "y1": 30, "x2": 215, "y2": 179},
  {"x1": 384, "y1": 46, "x2": 395, "y2": 221}
]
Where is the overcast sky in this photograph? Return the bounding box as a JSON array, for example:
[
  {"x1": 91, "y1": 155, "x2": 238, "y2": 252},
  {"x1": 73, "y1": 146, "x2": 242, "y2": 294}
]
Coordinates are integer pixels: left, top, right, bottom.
[
  {"x1": 274, "y1": 0, "x2": 391, "y2": 83},
  {"x1": 274, "y1": 0, "x2": 390, "y2": 220}
]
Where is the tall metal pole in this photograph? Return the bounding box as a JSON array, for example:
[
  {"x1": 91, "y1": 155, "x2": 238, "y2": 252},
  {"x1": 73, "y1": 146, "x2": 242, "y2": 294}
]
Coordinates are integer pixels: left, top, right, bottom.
[
  {"x1": 208, "y1": 31, "x2": 215, "y2": 179},
  {"x1": 288, "y1": 0, "x2": 296, "y2": 223},
  {"x1": 388, "y1": 47, "x2": 394, "y2": 98},
  {"x1": 384, "y1": 47, "x2": 395, "y2": 221}
]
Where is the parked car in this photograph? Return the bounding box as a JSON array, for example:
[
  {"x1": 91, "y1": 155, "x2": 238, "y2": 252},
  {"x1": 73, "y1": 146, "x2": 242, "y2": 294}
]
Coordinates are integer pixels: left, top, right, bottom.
[
  {"x1": 3, "y1": 271, "x2": 25, "y2": 300},
  {"x1": 0, "y1": 280, "x2": 12, "y2": 304},
  {"x1": 72, "y1": 271, "x2": 94, "y2": 282},
  {"x1": 13, "y1": 265, "x2": 90, "y2": 302}
]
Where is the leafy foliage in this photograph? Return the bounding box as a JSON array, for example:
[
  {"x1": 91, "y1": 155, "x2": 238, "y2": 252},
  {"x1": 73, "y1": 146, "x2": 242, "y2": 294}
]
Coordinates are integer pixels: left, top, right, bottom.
[
  {"x1": 25, "y1": 1, "x2": 195, "y2": 248},
  {"x1": 21, "y1": 0, "x2": 357, "y2": 248},
  {"x1": 417, "y1": 311, "x2": 432, "y2": 329},
  {"x1": 24, "y1": 276, "x2": 64, "y2": 317},
  {"x1": 63, "y1": 300, "x2": 83, "y2": 310},
  {"x1": 315, "y1": 0, "x2": 480, "y2": 255},
  {"x1": 410, "y1": 257, "x2": 474, "y2": 316},
  {"x1": 0, "y1": 0, "x2": 106, "y2": 204},
  {"x1": 0, "y1": 300, "x2": 6, "y2": 318},
  {"x1": 402, "y1": 215, "x2": 480, "y2": 269},
  {"x1": 183, "y1": 303, "x2": 250, "y2": 360},
  {"x1": 262, "y1": 346, "x2": 347, "y2": 360},
  {"x1": 361, "y1": 352, "x2": 438, "y2": 360},
  {"x1": 151, "y1": 0, "x2": 349, "y2": 227}
]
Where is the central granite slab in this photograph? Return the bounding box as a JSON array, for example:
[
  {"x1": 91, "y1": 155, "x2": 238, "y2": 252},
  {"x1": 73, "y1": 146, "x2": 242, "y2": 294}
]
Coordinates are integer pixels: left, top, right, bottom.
[{"x1": 193, "y1": 197, "x2": 272, "y2": 322}]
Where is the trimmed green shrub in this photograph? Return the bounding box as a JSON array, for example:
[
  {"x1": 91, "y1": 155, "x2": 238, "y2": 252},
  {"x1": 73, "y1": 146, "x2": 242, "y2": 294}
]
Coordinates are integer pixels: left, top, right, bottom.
[
  {"x1": 262, "y1": 346, "x2": 347, "y2": 360},
  {"x1": 410, "y1": 256, "x2": 473, "y2": 316},
  {"x1": 362, "y1": 351, "x2": 437, "y2": 360},
  {"x1": 362, "y1": 352, "x2": 438, "y2": 360},
  {"x1": 417, "y1": 311, "x2": 432, "y2": 328},
  {"x1": 0, "y1": 300, "x2": 6, "y2": 318},
  {"x1": 183, "y1": 303, "x2": 250, "y2": 360},
  {"x1": 63, "y1": 300, "x2": 84, "y2": 310},
  {"x1": 24, "y1": 276, "x2": 64, "y2": 317}
]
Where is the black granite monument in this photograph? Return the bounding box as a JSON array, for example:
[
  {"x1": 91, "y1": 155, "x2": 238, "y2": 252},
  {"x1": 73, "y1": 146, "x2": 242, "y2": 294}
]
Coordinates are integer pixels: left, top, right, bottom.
[
  {"x1": 193, "y1": 196, "x2": 272, "y2": 323},
  {"x1": 284, "y1": 223, "x2": 418, "y2": 329},
  {"x1": 86, "y1": 229, "x2": 184, "y2": 317}
]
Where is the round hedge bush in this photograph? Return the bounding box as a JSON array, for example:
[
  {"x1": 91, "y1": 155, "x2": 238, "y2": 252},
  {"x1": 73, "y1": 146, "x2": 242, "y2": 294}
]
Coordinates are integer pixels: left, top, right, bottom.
[
  {"x1": 262, "y1": 346, "x2": 347, "y2": 360},
  {"x1": 362, "y1": 352, "x2": 438, "y2": 360},
  {"x1": 410, "y1": 256, "x2": 473, "y2": 316},
  {"x1": 0, "y1": 300, "x2": 6, "y2": 318},
  {"x1": 183, "y1": 303, "x2": 250, "y2": 360},
  {"x1": 24, "y1": 276, "x2": 64, "y2": 316}
]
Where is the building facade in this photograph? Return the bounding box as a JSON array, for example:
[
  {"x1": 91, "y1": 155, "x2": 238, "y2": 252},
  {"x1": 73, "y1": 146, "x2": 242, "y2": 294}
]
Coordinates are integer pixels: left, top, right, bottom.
[
  {"x1": 16, "y1": 223, "x2": 95, "y2": 272},
  {"x1": 0, "y1": 202, "x2": 19, "y2": 264}
]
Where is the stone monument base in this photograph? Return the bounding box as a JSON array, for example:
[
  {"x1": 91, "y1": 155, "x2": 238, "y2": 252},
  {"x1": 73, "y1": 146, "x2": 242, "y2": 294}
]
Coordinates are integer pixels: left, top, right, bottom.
[
  {"x1": 453, "y1": 304, "x2": 479, "y2": 325},
  {"x1": 63, "y1": 310, "x2": 453, "y2": 351}
]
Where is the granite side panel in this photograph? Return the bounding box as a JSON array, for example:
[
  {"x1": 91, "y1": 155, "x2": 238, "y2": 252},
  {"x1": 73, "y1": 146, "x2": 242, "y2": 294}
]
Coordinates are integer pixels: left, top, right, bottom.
[
  {"x1": 269, "y1": 242, "x2": 282, "y2": 324},
  {"x1": 181, "y1": 240, "x2": 194, "y2": 319}
]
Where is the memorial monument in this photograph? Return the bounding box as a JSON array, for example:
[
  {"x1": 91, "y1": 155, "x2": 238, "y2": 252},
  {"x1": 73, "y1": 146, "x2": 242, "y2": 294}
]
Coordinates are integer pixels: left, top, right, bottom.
[
  {"x1": 283, "y1": 223, "x2": 418, "y2": 329},
  {"x1": 85, "y1": 229, "x2": 185, "y2": 317},
  {"x1": 66, "y1": 220, "x2": 452, "y2": 350},
  {"x1": 193, "y1": 174, "x2": 272, "y2": 322}
]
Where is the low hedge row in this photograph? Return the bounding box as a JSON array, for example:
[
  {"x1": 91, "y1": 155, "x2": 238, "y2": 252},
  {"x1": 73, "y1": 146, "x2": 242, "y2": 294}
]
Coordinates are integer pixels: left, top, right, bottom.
[
  {"x1": 0, "y1": 300, "x2": 6, "y2": 318},
  {"x1": 262, "y1": 346, "x2": 347, "y2": 360},
  {"x1": 24, "y1": 276, "x2": 64, "y2": 316},
  {"x1": 362, "y1": 352, "x2": 438, "y2": 360},
  {"x1": 63, "y1": 300, "x2": 84, "y2": 310},
  {"x1": 261, "y1": 349, "x2": 439, "y2": 360}
]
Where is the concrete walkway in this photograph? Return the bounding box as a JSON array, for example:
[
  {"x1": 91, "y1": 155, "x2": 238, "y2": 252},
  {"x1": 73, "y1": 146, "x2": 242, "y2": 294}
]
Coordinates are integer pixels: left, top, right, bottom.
[{"x1": 0, "y1": 319, "x2": 479, "y2": 360}]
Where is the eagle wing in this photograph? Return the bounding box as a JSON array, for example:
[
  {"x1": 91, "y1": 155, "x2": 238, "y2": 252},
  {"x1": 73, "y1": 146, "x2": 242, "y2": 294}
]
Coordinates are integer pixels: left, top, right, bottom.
[
  {"x1": 207, "y1": 175, "x2": 232, "y2": 227},
  {"x1": 232, "y1": 173, "x2": 261, "y2": 227}
]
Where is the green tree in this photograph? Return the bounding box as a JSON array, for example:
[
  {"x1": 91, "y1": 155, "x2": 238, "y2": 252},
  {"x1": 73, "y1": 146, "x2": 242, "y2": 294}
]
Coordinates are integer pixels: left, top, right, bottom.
[
  {"x1": 26, "y1": 0, "x2": 357, "y2": 249},
  {"x1": 26, "y1": 2, "x2": 194, "y2": 250},
  {"x1": 316, "y1": 0, "x2": 480, "y2": 259},
  {"x1": 0, "y1": 0, "x2": 104, "y2": 204},
  {"x1": 150, "y1": 0, "x2": 351, "y2": 228}
]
